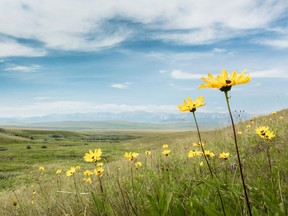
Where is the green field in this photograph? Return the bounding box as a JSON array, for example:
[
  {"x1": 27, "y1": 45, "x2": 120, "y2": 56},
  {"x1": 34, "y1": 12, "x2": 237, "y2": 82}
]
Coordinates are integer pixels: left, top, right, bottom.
[{"x1": 0, "y1": 110, "x2": 287, "y2": 215}]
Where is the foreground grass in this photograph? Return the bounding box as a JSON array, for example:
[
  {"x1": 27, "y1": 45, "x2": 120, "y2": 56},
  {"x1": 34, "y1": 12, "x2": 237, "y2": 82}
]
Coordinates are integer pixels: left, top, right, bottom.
[{"x1": 0, "y1": 110, "x2": 287, "y2": 215}]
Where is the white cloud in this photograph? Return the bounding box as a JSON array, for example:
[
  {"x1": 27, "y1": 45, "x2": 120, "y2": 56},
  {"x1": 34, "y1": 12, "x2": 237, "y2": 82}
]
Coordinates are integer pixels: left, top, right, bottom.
[
  {"x1": 257, "y1": 38, "x2": 288, "y2": 49},
  {"x1": 213, "y1": 48, "x2": 227, "y2": 54},
  {"x1": 0, "y1": 0, "x2": 286, "y2": 53},
  {"x1": 159, "y1": 70, "x2": 167, "y2": 74},
  {"x1": 143, "y1": 51, "x2": 211, "y2": 63},
  {"x1": 170, "y1": 70, "x2": 202, "y2": 79},
  {"x1": 110, "y1": 82, "x2": 132, "y2": 89},
  {"x1": 153, "y1": 27, "x2": 235, "y2": 45},
  {"x1": 251, "y1": 69, "x2": 288, "y2": 78},
  {"x1": 0, "y1": 40, "x2": 46, "y2": 57},
  {"x1": 5, "y1": 64, "x2": 42, "y2": 72}
]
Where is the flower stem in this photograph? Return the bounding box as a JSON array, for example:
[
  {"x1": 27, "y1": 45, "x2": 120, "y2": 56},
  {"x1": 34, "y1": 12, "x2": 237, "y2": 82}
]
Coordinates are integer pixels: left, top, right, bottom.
[
  {"x1": 192, "y1": 111, "x2": 226, "y2": 216},
  {"x1": 224, "y1": 91, "x2": 252, "y2": 216},
  {"x1": 266, "y1": 145, "x2": 272, "y2": 173},
  {"x1": 192, "y1": 112, "x2": 214, "y2": 178}
]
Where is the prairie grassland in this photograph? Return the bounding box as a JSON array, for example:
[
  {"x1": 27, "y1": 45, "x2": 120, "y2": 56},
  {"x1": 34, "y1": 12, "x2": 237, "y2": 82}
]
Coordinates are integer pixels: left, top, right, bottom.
[{"x1": 0, "y1": 109, "x2": 287, "y2": 215}]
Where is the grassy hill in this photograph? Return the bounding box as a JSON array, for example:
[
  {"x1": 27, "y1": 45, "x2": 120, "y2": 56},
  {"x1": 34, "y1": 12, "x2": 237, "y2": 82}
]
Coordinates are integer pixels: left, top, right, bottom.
[{"x1": 0, "y1": 109, "x2": 287, "y2": 215}]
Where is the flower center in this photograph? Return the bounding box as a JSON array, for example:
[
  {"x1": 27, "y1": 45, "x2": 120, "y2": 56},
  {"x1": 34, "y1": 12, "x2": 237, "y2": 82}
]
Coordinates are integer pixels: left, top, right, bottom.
[{"x1": 226, "y1": 80, "x2": 232, "y2": 84}]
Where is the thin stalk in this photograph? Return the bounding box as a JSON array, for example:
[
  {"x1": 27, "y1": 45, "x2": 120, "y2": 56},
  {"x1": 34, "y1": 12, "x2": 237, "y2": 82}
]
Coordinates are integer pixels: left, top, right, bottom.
[
  {"x1": 131, "y1": 166, "x2": 137, "y2": 206},
  {"x1": 116, "y1": 169, "x2": 130, "y2": 216},
  {"x1": 192, "y1": 111, "x2": 226, "y2": 216},
  {"x1": 266, "y1": 145, "x2": 272, "y2": 172},
  {"x1": 192, "y1": 112, "x2": 214, "y2": 178},
  {"x1": 278, "y1": 171, "x2": 286, "y2": 213},
  {"x1": 224, "y1": 91, "x2": 252, "y2": 216},
  {"x1": 98, "y1": 175, "x2": 106, "y2": 213}
]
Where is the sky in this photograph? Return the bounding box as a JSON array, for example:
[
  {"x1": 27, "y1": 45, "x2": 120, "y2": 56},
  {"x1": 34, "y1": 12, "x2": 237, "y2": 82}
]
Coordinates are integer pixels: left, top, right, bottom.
[{"x1": 0, "y1": 0, "x2": 288, "y2": 118}]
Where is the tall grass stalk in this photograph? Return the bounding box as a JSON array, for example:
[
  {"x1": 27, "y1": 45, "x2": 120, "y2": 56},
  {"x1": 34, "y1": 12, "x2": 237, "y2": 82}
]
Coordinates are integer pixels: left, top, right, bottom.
[
  {"x1": 266, "y1": 144, "x2": 272, "y2": 172},
  {"x1": 192, "y1": 111, "x2": 226, "y2": 216},
  {"x1": 224, "y1": 91, "x2": 252, "y2": 216},
  {"x1": 116, "y1": 169, "x2": 130, "y2": 216}
]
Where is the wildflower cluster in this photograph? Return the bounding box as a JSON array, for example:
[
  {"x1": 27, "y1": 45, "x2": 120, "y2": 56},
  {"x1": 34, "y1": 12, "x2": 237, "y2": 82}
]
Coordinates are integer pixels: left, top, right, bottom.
[
  {"x1": 124, "y1": 152, "x2": 139, "y2": 161},
  {"x1": 188, "y1": 150, "x2": 202, "y2": 158},
  {"x1": 255, "y1": 126, "x2": 275, "y2": 140},
  {"x1": 178, "y1": 69, "x2": 251, "y2": 215},
  {"x1": 66, "y1": 166, "x2": 80, "y2": 177},
  {"x1": 83, "y1": 149, "x2": 102, "y2": 162},
  {"x1": 82, "y1": 149, "x2": 105, "y2": 182},
  {"x1": 161, "y1": 144, "x2": 171, "y2": 156}
]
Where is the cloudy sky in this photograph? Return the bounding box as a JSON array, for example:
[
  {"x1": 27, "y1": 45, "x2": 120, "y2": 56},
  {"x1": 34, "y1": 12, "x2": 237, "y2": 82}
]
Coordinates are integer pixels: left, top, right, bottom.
[{"x1": 0, "y1": 0, "x2": 288, "y2": 117}]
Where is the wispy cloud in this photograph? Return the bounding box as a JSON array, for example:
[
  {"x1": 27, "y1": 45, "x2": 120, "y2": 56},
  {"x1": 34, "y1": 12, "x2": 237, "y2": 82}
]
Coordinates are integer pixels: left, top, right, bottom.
[
  {"x1": 0, "y1": 40, "x2": 46, "y2": 57},
  {"x1": 110, "y1": 82, "x2": 132, "y2": 89},
  {"x1": 4, "y1": 64, "x2": 42, "y2": 72},
  {"x1": 257, "y1": 38, "x2": 288, "y2": 49},
  {"x1": 170, "y1": 70, "x2": 202, "y2": 79},
  {"x1": 159, "y1": 70, "x2": 167, "y2": 74},
  {"x1": 0, "y1": 0, "x2": 287, "y2": 54},
  {"x1": 153, "y1": 28, "x2": 234, "y2": 45},
  {"x1": 251, "y1": 69, "x2": 288, "y2": 78}
]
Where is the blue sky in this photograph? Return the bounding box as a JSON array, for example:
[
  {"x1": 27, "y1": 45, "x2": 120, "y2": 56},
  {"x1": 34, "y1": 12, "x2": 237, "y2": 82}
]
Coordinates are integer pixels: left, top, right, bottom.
[{"x1": 0, "y1": 0, "x2": 288, "y2": 117}]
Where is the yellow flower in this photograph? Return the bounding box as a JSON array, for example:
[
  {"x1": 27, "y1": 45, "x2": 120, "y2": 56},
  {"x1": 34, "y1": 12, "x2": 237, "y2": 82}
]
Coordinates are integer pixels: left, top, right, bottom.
[
  {"x1": 246, "y1": 125, "x2": 251, "y2": 129},
  {"x1": 272, "y1": 111, "x2": 277, "y2": 115},
  {"x1": 188, "y1": 150, "x2": 203, "y2": 158},
  {"x1": 75, "y1": 166, "x2": 81, "y2": 170},
  {"x1": 199, "y1": 69, "x2": 250, "y2": 92},
  {"x1": 12, "y1": 200, "x2": 17, "y2": 206},
  {"x1": 255, "y1": 126, "x2": 270, "y2": 136},
  {"x1": 219, "y1": 152, "x2": 230, "y2": 160},
  {"x1": 145, "y1": 150, "x2": 151, "y2": 155},
  {"x1": 39, "y1": 166, "x2": 45, "y2": 172},
  {"x1": 178, "y1": 96, "x2": 205, "y2": 112},
  {"x1": 263, "y1": 130, "x2": 276, "y2": 140},
  {"x1": 162, "y1": 144, "x2": 169, "y2": 149},
  {"x1": 83, "y1": 170, "x2": 92, "y2": 176},
  {"x1": 32, "y1": 191, "x2": 37, "y2": 196},
  {"x1": 94, "y1": 167, "x2": 104, "y2": 177},
  {"x1": 162, "y1": 149, "x2": 171, "y2": 156},
  {"x1": 238, "y1": 131, "x2": 243, "y2": 135},
  {"x1": 124, "y1": 152, "x2": 139, "y2": 161},
  {"x1": 66, "y1": 167, "x2": 76, "y2": 177},
  {"x1": 83, "y1": 149, "x2": 102, "y2": 163},
  {"x1": 83, "y1": 177, "x2": 92, "y2": 183},
  {"x1": 56, "y1": 169, "x2": 62, "y2": 174},
  {"x1": 135, "y1": 162, "x2": 142, "y2": 168},
  {"x1": 192, "y1": 142, "x2": 205, "y2": 147},
  {"x1": 204, "y1": 150, "x2": 215, "y2": 158},
  {"x1": 96, "y1": 162, "x2": 103, "y2": 167},
  {"x1": 255, "y1": 126, "x2": 275, "y2": 140}
]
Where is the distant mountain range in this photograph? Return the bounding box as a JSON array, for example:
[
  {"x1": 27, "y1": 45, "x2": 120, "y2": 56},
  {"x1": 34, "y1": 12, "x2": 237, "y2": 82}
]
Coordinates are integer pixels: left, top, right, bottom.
[{"x1": 0, "y1": 111, "x2": 252, "y2": 130}]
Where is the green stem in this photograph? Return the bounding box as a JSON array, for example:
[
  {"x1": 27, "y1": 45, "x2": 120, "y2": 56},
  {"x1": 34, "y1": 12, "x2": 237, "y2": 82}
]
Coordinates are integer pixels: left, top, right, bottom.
[
  {"x1": 98, "y1": 175, "x2": 106, "y2": 213},
  {"x1": 192, "y1": 112, "x2": 214, "y2": 178},
  {"x1": 266, "y1": 145, "x2": 272, "y2": 173},
  {"x1": 192, "y1": 111, "x2": 226, "y2": 216},
  {"x1": 224, "y1": 91, "x2": 252, "y2": 216}
]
